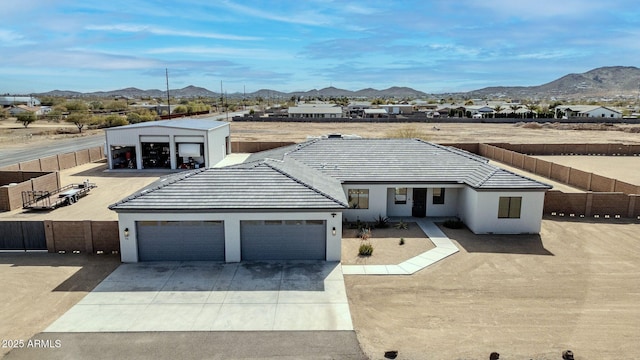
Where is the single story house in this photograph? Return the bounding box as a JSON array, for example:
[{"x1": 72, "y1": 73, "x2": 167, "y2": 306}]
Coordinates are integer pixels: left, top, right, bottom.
[
  {"x1": 379, "y1": 104, "x2": 414, "y2": 115},
  {"x1": 287, "y1": 104, "x2": 343, "y2": 118},
  {"x1": 104, "y1": 118, "x2": 230, "y2": 170},
  {"x1": 555, "y1": 105, "x2": 622, "y2": 119},
  {"x1": 110, "y1": 138, "x2": 551, "y2": 263}
]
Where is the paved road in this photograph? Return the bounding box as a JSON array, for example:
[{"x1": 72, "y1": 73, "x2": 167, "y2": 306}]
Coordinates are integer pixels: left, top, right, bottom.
[
  {"x1": 3, "y1": 331, "x2": 366, "y2": 360},
  {"x1": 0, "y1": 135, "x2": 105, "y2": 168},
  {"x1": 0, "y1": 112, "x2": 248, "y2": 168}
]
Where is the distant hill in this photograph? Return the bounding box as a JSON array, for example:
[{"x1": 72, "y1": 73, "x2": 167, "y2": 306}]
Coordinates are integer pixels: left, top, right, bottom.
[
  {"x1": 466, "y1": 66, "x2": 640, "y2": 99},
  {"x1": 35, "y1": 85, "x2": 428, "y2": 100},
  {"x1": 33, "y1": 66, "x2": 640, "y2": 100}
]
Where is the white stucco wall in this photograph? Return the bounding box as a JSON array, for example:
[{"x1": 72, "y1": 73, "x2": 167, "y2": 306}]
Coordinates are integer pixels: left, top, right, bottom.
[
  {"x1": 116, "y1": 210, "x2": 342, "y2": 263},
  {"x1": 426, "y1": 187, "x2": 460, "y2": 217},
  {"x1": 460, "y1": 189, "x2": 545, "y2": 234}
]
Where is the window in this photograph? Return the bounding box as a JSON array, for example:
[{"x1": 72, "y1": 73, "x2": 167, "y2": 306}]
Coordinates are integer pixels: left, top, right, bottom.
[
  {"x1": 394, "y1": 187, "x2": 407, "y2": 204},
  {"x1": 498, "y1": 197, "x2": 522, "y2": 218},
  {"x1": 348, "y1": 189, "x2": 369, "y2": 209},
  {"x1": 433, "y1": 188, "x2": 445, "y2": 204}
]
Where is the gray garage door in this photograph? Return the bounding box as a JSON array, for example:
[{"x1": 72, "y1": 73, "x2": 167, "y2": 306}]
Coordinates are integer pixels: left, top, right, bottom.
[
  {"x1": 240, "y1": 220, "x2": 326, "y2": 261},
  {"x1": 136, "y1": 221, "x2": 225, "y2": 261}
]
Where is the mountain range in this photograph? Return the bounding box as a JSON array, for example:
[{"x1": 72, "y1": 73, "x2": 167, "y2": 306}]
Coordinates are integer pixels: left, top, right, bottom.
[{"x1": 34, "y1": 66, "x2": 640, "y2": 100}]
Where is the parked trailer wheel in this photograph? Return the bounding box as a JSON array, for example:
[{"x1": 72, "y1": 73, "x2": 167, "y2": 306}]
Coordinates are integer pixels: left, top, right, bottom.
[{"x1": 67, "y1": 196, "x2": 76, "y2": 205}]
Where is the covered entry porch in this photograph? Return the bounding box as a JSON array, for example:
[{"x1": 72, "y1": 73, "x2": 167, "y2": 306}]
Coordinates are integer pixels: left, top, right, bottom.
[{"x1": 385, "y1": 185, "x2": 461, "y2": 218}]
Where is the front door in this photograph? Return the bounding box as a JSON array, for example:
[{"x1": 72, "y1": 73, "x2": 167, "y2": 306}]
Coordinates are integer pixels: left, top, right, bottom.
[{"x1": 412, "y1": 188, "x2": 427, "y2": 217}]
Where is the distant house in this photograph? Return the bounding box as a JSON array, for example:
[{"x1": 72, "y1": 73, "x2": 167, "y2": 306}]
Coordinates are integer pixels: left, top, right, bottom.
[
  {"x1": 8, "y1": 105, "x2": 38, "y2": 116},
  {"x1": 363, "y1": 108, "x2": 388, "y2": 118},
  {"x1": 287, "y1": 104, "x2": 343, "y2": 118},
  {"x1": 0, "y1": 96, "x2": 40, "y2": 107},
  {"x1": 465, "y1": 105, "x2": 495, "y2": 118},
  {"x1": 555, "y1": 105, "x2": 622, "y2": 119},
  {"x1": 379, "y1": 104, "x2": 414, "y2": 115}
]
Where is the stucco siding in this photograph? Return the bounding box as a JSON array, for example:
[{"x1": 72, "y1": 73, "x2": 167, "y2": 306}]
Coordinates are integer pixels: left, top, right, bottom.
[
  {"x1": 426, "y1": 187, "x2": 460, "y2": 217},
  {"x1": 466, "y1": 190, "x2": 545, "y2": 234}
]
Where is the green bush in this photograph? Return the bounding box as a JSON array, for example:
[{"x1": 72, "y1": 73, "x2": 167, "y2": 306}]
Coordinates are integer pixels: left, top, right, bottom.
[
  {"x1": 399, "y1": 238, "x2": 405, "y2": 245},
  {"x1": 358, "y1": 242, "x2": 374, "y2": 256},
  {"x1": 443, "y1": 219, "x2": 465, "y2": 229}
]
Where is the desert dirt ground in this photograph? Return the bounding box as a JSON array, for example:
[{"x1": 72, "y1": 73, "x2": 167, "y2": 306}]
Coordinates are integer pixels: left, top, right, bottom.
[
  {"x1": 341, "y1": 223, "x2": 435, "y2": 265},
  {"x1": 346, "y1": 219, "x2": 640, "y2": 360},
  {"x1": 535, "y1": 155, "x2": 640, "y2": 185},
  {"x1": 228, "y1": 121, "x2": 640, "y2": 144},
  {"x1": 2, "y1": 120, "x2": 640, "y2": 359},
  {"x1": 0, "y1": 253, "x2": 120, "y2": 358},
  {"x1": 0, "y1": 120, "x2": 102, "y2": 149}
]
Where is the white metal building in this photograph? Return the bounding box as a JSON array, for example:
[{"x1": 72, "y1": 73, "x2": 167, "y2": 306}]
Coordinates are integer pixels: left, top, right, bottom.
[{"x1": 104, "y1": 118, "x2": 230, "y2": 170}]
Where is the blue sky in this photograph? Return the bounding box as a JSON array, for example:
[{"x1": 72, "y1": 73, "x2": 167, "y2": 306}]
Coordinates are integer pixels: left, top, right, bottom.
[{"x1": 1, "y1": 0, "x2": 638, "y2": 94}]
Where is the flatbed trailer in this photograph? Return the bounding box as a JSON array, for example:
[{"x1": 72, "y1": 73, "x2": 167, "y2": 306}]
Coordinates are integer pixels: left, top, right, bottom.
[{"x1": 22, "y1": 181, "x2": 97, "y2": 210}]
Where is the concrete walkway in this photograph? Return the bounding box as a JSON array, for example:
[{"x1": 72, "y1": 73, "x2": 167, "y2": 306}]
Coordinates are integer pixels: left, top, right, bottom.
[
  {"x1": 341, "y1": 219, "x2": 459, "y2": 275},
  {"x1": 45, "y1": 261, "x2": 353, "y2": 332}
]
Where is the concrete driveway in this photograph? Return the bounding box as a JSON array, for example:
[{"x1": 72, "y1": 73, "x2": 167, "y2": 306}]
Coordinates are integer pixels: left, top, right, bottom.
[{"x1": 45, "y1": 261, "x2": 352, "y2": 332}]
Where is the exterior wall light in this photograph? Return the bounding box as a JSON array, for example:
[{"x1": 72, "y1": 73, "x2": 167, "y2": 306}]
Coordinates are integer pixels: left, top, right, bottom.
[
  {"x1": 331, "y1": 213, "x2": 337, "y2": 218},
  {"x1": 332, "y1": 227, "x2": 336, "y2": 236},
  {"x1": 124, "y1": 228, "x2": 129, "y2": 237}
]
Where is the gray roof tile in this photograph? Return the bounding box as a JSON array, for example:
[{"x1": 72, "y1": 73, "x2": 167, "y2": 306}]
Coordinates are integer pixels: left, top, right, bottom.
[{"x1": 109, "y1": 164, "x2": 347, "y2": 211}]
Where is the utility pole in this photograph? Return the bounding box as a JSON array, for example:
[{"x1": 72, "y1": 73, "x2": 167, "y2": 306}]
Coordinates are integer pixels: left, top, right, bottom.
[
  {"x1": 220, "y1": 81, "x2": 224, "y2": 114},
  {"x1": 165, "y1": 68, "x2": 171, "y2": 115}
]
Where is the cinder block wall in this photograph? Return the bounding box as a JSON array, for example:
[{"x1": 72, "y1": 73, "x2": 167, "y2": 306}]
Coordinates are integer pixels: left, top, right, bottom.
[
  {"x1": 39, "y1": 155, "x2": 59, "y2": 171},
  {"x1": 45, "y1": 220, "x2": 120, "y2": 253},
  {"x1": 58, "y1": 153, "x2": 77, "y2": 170}
]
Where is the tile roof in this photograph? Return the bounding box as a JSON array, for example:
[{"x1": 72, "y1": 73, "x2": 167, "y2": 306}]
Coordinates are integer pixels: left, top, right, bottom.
[
  {"x1": 284, "y1": 138, "x2": 551, "y2": 189},
  {"x1": 109, "y1": 161, "x2": 347, "y2": 211},
  {"x1": 111, "y1": 138, "x2": 550, "y2": 212}
]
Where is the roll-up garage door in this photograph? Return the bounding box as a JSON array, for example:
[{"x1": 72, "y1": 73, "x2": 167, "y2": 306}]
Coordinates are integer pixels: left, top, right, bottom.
[
  {"x1": 136, "y1": 220, "x2": 225, "y2": 261},
  {"x1": 240, "y1": 220, "x2": 326, "y2": 260}
]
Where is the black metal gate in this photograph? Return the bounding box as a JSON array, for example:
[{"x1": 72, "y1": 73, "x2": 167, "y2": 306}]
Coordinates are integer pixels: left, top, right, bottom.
[{"x1": 0, "y1": 222, "x2": 47, "y2": 251}]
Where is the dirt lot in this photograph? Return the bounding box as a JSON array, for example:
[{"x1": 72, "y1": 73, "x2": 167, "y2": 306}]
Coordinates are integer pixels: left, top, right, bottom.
[
  {"x1": 0, "y1": 120, "x2": 102, "y2": 149},
  {"x1": 229, "y1": 121, "x2": 640, "y2": 144},
  {"x1": 535, "y1": 155, "x2": 640, "y2": 185},
  {"x1": 345, "y1": 219, "x2": 640, "y2": 359},
  {"x1": 0, "y1": 162, "x2": 164, "y2": 221},
  {"x1": 341, "y1": 223, "x2": 434, "y2": 265},
  {"x1": 0, "y1": 253, "x2": 120, "y2": 357}
]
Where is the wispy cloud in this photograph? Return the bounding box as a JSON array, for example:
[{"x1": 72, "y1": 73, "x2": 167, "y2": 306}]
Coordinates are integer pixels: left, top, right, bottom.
[
  {"x1": 215, "y1": 0, "x2": 332, "y2": 26},
  {"x1": 85, "y1": 24, "x2": 261, "y2": 41},
  {"x1": 144, "y1": 46, "x2": 287, "y2": 60},
  {"x1": 0, "y1": 29, "x2": 35, "y2": 46}
]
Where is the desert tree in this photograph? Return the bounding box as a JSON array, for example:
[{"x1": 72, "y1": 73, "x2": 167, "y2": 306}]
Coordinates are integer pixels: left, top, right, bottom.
[{"x1": 16, "y1": 112, "x2": 37, "y2": 128}]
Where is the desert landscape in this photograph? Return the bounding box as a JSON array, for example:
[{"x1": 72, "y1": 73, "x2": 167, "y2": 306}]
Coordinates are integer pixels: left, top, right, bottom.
[{"x1": 1, "y1": 118, "x2": 639, "y2": 359}]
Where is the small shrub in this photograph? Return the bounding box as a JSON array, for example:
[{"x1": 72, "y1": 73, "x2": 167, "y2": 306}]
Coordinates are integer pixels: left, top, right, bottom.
[
  {"x1": 443, "y1": 219, "x2": 465, "y2": 229},
  {"x1": 521, "y1": 122, "x2": 542, "y2": 129},
  {"x1": 399, "y1": 238, "x2": 405, "y2": 245},
  {"x1": 358, "y1": 228, "x2": 372, "y2": 241},
  {"x1": 374, "y1": 214, "x2": 390, "y2": 229},
  {"x1": 394, "y1": 220, "x2": 408, "y2": 230},
  {"x1": 358, "y1": 242, "x2": 374, "y2": 256}
]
